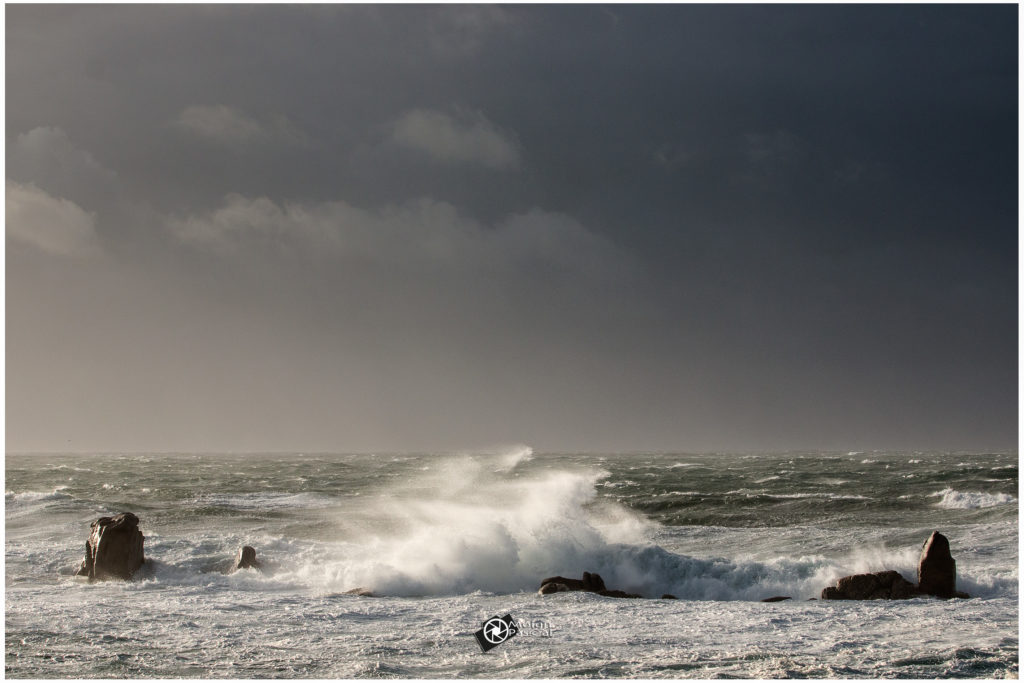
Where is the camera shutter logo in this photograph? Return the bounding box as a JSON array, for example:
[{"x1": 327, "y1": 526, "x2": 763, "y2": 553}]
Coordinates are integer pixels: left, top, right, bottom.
[{"x1": 474, "y1": 614, "x2": 519, "y2": 652}]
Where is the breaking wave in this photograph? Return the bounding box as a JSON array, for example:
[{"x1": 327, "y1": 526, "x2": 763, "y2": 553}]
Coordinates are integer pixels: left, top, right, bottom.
[
  {"x1": 243, "y1": 447, "x2": 1008, "y2": 600},
  {"x1": 5, "y1": 487, "x2": 71, "y2": 504},
  {"x1": 931, "y1": 489, "x2": 1017, "y2": 510}
]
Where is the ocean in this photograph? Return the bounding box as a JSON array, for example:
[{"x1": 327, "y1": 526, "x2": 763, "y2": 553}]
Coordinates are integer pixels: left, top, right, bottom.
[{"x1": 4, "y1": 448, "x2": 1018, "y2": 678}]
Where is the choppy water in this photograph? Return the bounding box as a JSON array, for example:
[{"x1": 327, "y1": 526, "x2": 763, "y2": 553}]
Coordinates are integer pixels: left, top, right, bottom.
[{"x1": 5, "y1": 448, "x2": 1018, "y2": 678}]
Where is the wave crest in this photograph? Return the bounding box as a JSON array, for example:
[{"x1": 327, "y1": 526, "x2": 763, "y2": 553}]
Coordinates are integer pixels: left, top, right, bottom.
[{"x1": 931, "y1": 488, "x2": 1017, "y2": 509}]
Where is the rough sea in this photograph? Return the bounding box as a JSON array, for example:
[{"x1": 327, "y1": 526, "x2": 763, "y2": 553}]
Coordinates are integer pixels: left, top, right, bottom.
[{"x1": 5, "y1": 448, "x2": 1018, "y2": 678}]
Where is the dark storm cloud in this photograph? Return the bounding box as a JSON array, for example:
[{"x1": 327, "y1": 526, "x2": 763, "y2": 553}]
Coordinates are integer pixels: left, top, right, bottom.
[{"x1": 5, "y1": 5, "x2": 1016, "y2": 452}]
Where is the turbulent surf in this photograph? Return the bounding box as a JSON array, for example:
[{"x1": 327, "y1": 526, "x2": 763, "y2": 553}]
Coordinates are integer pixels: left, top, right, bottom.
[{"x1": 5, "y1": 449, "x2": 1018, "y2": 677}]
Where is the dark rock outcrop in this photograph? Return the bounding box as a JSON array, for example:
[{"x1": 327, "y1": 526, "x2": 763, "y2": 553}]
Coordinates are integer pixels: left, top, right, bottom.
[
  {"x1": 661, "y1": 594, "x2": 678, "y2": 600},
  {"x1": 234, "y1": 545, "x2": 262, "y2": 571},
  {"x1": 821, "y1": 570, "x2": 918, "y2": 600},
  {"x1": 539, "y1": 582, "x2": 570, "y2": 595},
  {"x1": 597, "y1": 589, "x2": 643, "y2": 599},
  {"x1": 76, "y1": 512, "x2": 145, "y2": 581},
  {"x1": 343, "y1": 587, "x2": 376, "y2": 597},
  {"x1": 539, "y1": 571, "x2": 606, "y2": 593},
  {"x1": 821, "y1": 532, "x2": 970, "y2": 601},
  {"x1": 538, "y1": 571, "x2": 642, "y2": 598},
  {"x1": 918, "y1": 531, "x2": 957, "y2": 598},
  {"x1": 761, "y1": 596, "x2": 792, "y2": 602}
]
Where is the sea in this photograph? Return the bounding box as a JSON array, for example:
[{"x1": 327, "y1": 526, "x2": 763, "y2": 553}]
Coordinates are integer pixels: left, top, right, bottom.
[{"x1": 4, "y1": 447, "x2": 1019, "y2": 678}]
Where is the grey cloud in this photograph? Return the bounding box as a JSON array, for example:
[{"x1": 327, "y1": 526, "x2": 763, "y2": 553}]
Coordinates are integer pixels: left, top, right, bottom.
[
  {"x1": 175, "y1": 104, "x2": 306, "y2": 145},
  {"x1": 391, "y1": 109, "x2": 521, "y2": 169},
  {"x1": 424, "y1": 5, "x2": 519, "y2": 56},
  {"x1": 169, "y1": 193, "x2": 632, "y2": 286},
  {"x1": 7, "y1": 126, "x2": 119, "y2": 210},
  {"x1": 6, "y1": 181, "x2": 100, "y2": 257},
  {"x1": 5, "y1": 4, "x2": 1015, "y2": 452}
]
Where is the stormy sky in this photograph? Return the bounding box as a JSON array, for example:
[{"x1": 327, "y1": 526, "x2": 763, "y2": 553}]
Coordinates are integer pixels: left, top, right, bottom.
[{"x1": 6, "y1": 5, "x2": 1017, "y2": 453}]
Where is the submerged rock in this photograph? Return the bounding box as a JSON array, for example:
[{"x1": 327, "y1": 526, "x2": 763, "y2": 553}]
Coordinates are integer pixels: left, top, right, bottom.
[
  {"x1": 234, "y1": 545, "x2": 262, "y2": 571},
  {"x1": 76, "y1": 512, "x2": 145, "y2": 581},
  {"x1": 761, "y1": 596, "x2": 792, "y2": 602},
  {"x1": 343, "y1": 587, "x2": 376, "y2": 597},
  {"x1": 661, "y1": 594, "x2": 678, "y2": 600},
  {"x1": 821, "y1": 570, "x2": 918, "y2": 600}
]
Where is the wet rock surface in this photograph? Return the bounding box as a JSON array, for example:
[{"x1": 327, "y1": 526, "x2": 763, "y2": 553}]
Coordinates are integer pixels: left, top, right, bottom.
[{"x1": 76, "y1": 512, "x2": 145, "y2": 581}]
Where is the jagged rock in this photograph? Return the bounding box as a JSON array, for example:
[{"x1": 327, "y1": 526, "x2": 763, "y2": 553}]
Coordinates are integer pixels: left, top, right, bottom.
[
  {"x1": 821, "y1": 570, "x2": 919, "y2": 600},
  {"x1": 76, "y1": 512, "x2": 145, "y2": 581},
  {"x1": 343, "y1": 587, "x2": 376, "y2": 597},
  {"x1": 661, "y1": 594, "x2": 678, "y2": 599},
  {"x1": 761, "y1": 596, "x2": 792, "y2": 602},
  {"x1": 918, "y1": 531, "x2": 957, "y2": 598},
  {"x1": 234, "y1": 545, "x2": 262, "y2": 571}
]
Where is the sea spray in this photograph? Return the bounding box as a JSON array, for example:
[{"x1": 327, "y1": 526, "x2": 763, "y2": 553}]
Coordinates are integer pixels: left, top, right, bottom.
[
  {"x1": 267, "y1": 447, "x2": 1008, "y2": 600},
  {"x1": 282, "y1": 446, "x2": 656, "y2": 595}
]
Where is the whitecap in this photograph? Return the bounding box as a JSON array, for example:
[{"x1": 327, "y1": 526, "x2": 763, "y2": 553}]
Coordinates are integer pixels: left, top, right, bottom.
[
  {"x1": 193, "y1": 492, "x2": 339, "y2": 511},
  {"x1": 931, "y1": 488, "x2": 1017, "y2": 509},
  {"x1": 5, "y1": 487, "x2": 71, "y2": 504}
]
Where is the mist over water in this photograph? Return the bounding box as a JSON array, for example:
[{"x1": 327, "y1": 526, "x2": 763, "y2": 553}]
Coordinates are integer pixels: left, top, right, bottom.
[{"x1": 5, "y1": 448, "x2": 1018, "y2": 677}]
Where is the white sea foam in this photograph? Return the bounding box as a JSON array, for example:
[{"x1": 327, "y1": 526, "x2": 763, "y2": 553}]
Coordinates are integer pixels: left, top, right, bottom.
[
  {"x1": 6, "y1": 450, "x2": 1019, "y2": 679},
  {"x1": 769, "y1": 492, "x2": 868, "y2": 501},
  {"x1": 931, "y1": 488, "x2": 1017, "y2": 509},
  {"x1": 193, "y1": 492, "x2": 338, "y2": 510},
  {"x1": 5, "y1": 487, "x2": 70, "y2": 504}
]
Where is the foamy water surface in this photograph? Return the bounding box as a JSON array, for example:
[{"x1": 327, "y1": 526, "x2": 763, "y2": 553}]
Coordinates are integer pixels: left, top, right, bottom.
[{"x1": 5, "y1": 449, "x2": 1018, "y2": 678}]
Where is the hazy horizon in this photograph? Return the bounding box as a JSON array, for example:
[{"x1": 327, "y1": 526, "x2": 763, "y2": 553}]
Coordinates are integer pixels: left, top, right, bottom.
[{"x1": 6, "y1": 5, "x2": 1017, "y2": 454}]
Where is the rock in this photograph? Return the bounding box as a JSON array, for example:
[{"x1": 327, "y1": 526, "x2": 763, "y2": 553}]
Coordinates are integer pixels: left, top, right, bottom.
[
  {"x1": 343, "y1": 587, "x2": 376, "y2": 597},
  {"x1": 539, "y1": 571, "x2": 607, "y2": 593},
  {"x1": 661, "y1": 594, "x2": 678, "y2": 600},
  {"x1": 821, "y1": 570, "x2": 919, "y2": 600},
  {"x1": 538, "y1": 571, "x2": 642, "y2": 598},
  {"x1": 597, "y1": 589, "x2": 643, "y2": 599},
  {"x1": 582, "y1": 571, "x2": 606, "y2": 592},
  {"x1": 76, "y1": 512, "x2": 145, "y2": 581},
  {"x1": 761, "y1": 596, "x2": 791, "y2": 602},
  {"x1": 918, "y1": 531, "x2": 958, "y2": 598},
  {"x1": 819, "y1": 532, "x2": 969, "y2": 601},
  {"x1": 234, "y1": 545, "x2": 261, "y2": 571}
]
